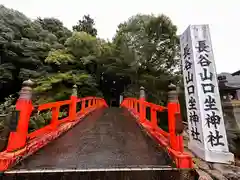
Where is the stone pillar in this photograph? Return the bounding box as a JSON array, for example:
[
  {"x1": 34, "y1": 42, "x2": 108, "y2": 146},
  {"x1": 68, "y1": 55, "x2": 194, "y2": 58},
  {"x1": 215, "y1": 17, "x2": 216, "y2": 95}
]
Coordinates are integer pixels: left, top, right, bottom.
[
  {"x1": 72, "y1": 84, "x2": 78, "y2": 96},
  {"x1": 168, "y1": 83, "x2": 178, "y2": 102},
  {"x1": 139, "y1": 86, "x2": 145, "y2": 101},
  {"x1": 69, "y1": 84, "x2": 78, "y2": 121},
  {"x1": 6, "y1": 79, "x2": 34, "y2": 152},
  {"x1": 139, "y1": 86, "x2": 146, "y2": 122},
  {"x1": 180, "y1": 25, "x2": 234, "y2": 164},
  {"x1": 168, "y1": 83, "x2": 184, "y2": 152},
  {"x1": 19, "y1": 79, "x2": 34, "y2": 100}
]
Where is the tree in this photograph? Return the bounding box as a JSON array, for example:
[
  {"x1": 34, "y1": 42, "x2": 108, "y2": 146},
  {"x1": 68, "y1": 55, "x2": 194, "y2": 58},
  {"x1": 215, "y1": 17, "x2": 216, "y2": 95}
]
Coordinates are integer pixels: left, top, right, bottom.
[
  {"x1": 33, "y1": 31, "x2": 104, "y2": 104},
  {"x1": 35, "y1": 17, "x2": 72, "y2": 44},
  {"x1": 115, "y1": 14, "x2": 179, "y2": 73},
  {"x1": 64, "y1": 31, "x2": 100, "y2": 64},
  {"x1": 113, "y1": 14, "x2": 180, "y2": 104},
  {"x1": 33, "y1": 71, "x2": 101, "y2": 104},
  {"x1": 72, "y1": 15, "x2": 97, "y2": 37},
  {"x1": 0, "y1": 5, "x2": 57, "y2": 100}
]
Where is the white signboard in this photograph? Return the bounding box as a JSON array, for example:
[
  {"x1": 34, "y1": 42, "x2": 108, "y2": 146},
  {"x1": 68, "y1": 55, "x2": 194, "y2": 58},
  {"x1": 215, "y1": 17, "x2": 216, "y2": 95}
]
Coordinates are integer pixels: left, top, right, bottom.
[{"x1": 180, "y1": 25, "x2": 234, "y2": 163}]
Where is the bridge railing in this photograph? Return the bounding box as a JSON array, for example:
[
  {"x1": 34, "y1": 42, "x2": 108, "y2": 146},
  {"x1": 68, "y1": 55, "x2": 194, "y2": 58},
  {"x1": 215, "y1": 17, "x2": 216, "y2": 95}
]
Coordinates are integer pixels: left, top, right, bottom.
[
  {"x1": 122, "y1": 98, "x2": 169, "y2": 137},
  {"x1": 26, "y1": 96, "x2": 105, "y2": 141},
  {"x1": 0, "y1": 81, "x2": 107, "y2": 155},
  {"x1": 121, "y1": 84, "x2": 193, "y2": 169}
]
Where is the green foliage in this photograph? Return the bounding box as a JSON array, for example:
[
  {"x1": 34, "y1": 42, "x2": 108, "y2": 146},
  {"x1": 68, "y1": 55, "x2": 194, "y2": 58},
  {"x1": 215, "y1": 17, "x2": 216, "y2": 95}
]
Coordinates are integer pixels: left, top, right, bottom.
[
  {"x1": 72, "y1": 15, "x2": 97, "y2": 37},
  {"x1": 29, "y1": 110, "x2": 67, "y2": 132},
  {"x1": 45, "y1": 49, "x2": 75, "y2": 65},
  {"x1": 36, "y1": 17, "x2": 72, "y2": 44},
  {"x1": 115, "y1": 14, "x2": 179, "y2": 73},
  {"x1": 0, "y1": 5, "x2": 59, "y2": 85},
  {"x1": 0, "y1": 94, "x2": 16, "y2": 129},
  {"x1": 98, "y1": 40, "x2": 116, "y2": 58},
  {"x1": 33, "y1": 71, "x2": 99, "y2": 104},
  {"x1": 35, "y1": 71, "x2": 95, "y2": 91},
  {"x1": 65, "y1": 31, "x2": 100, "y2": 58},
  {"x1": 0, "y1": 94, "x2": 16, "y2": 114},
  {"x1": 0, "y1": 63, "x2": 15, "y2": 83}
]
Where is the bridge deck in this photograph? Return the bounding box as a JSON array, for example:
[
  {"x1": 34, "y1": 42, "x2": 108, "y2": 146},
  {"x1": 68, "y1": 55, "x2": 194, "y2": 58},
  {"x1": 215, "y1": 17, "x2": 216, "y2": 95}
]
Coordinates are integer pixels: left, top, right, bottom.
[{"x1": 10, "y1": 107, "x2": 172, "y2": 170}]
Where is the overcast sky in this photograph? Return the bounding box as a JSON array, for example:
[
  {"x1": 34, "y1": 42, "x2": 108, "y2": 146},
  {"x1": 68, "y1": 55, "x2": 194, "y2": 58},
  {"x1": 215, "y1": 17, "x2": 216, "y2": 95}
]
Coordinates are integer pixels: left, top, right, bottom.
[{"x1": 1, "y1": 0, "x2": 239, "y2": 73}]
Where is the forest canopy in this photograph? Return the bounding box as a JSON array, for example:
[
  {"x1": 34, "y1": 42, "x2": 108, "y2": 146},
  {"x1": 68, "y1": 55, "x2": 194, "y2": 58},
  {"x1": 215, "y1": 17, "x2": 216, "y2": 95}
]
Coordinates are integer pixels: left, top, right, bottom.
[{"x1": 0, "y1": 5, "x2": 181, "y2": 105}]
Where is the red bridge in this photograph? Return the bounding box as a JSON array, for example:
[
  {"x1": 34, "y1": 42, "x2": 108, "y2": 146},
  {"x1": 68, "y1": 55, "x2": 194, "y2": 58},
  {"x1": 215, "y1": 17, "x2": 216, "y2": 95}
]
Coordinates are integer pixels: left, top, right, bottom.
[{"x1": 0, "y1": 80, "x2": 195, "y2": 179}]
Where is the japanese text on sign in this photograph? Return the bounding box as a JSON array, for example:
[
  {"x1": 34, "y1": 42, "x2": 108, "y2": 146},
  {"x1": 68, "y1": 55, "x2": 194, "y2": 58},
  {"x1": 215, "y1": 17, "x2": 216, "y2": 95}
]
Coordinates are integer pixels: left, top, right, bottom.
[
  {"x1": 192, "y1": 25, "x2": 228, "y2": 151},
  {"x1": 181, "y1": 30, "x2": 202, "y2": 143}
]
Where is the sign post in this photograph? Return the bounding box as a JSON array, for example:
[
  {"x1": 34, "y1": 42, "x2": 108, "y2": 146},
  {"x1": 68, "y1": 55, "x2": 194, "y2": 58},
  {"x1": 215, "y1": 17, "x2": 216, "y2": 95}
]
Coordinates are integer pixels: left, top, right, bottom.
[{"x1": 180, "y1": 25, "x2": 234, "y2": 163}]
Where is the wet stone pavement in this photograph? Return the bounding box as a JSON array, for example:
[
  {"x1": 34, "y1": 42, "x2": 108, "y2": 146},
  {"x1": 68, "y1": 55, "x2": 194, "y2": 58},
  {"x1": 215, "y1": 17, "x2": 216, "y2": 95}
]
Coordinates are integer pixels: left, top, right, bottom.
[{"x1": 11, "y1": 107, "x2": 173, "y2": 170}]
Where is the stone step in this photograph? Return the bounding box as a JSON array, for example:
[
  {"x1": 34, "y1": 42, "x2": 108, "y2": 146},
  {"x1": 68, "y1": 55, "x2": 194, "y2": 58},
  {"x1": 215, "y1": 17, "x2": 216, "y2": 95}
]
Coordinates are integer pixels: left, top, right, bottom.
[{"x1": 3, "y1": 168, "x2": 198, "y2": 180}]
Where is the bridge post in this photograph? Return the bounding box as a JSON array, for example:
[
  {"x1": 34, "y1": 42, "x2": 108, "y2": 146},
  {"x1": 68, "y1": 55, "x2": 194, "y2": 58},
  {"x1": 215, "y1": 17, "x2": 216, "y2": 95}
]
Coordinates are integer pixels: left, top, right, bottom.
[
  {"x1": 134, "y1": 100, "x2": 138, "y2": 113},
  {"x1": 69, "y1": 84, "x2": 77, "y2": 121},
  {"x1": 140, "y1": 86, "x2": 145, "y2": 101},
  {"x1": 90, "y1": 99, "x2": 93, "y2": 107},
  {"x1": 81, "y1": 99, "x2": 86, "y2": 113},
  {"x1": 151, "y1": 106, "x2": 157, "y2": 129},
  {"x1": 94, "y1": 98, "x2": 97, "y2": 107},
  {"x1": 139, "y1": 86, "x2": 146, "y2": 122},
  {"x1": 6, "y1": 79, "x2": 34, "y2": 152},
  {"x1": 167, "y1": 83, "x2": 184, "y2": 152},
  {"x1": 89, "y1": 99, "x2": 91, "y2": 108},
  {"x1": 51, "y1": 106, "x2": 59, "y2": 129}
]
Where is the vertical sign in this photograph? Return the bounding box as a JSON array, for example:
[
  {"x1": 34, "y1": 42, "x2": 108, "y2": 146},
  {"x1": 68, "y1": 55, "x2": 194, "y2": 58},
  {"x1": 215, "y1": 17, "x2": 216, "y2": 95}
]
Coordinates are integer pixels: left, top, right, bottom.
[{"x1": 180, "y1": 25, "x2": 234, "y2": 163}]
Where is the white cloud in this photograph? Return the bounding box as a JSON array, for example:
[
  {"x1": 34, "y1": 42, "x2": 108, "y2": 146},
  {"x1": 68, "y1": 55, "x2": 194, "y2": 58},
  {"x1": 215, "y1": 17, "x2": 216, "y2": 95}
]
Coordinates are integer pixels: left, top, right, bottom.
[{"x1": 1, "y1": 0, "x2": 239, "y2": 73}]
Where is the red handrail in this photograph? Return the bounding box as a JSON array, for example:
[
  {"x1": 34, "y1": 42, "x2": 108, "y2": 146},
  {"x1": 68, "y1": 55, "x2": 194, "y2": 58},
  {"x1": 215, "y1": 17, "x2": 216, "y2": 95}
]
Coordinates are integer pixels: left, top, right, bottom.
[
  {"x1": 27, "y1": 97, "x2": 105, "y2": 140},
  {"x1": 121, "y1": 98, "x2": 168, "y2": 136},
  {"x1": 6, "y1": 95, "x2": 107, "y2": 152},
  {"x1": 121, "y1": 97, "x2": 193, "y2": 169}
]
